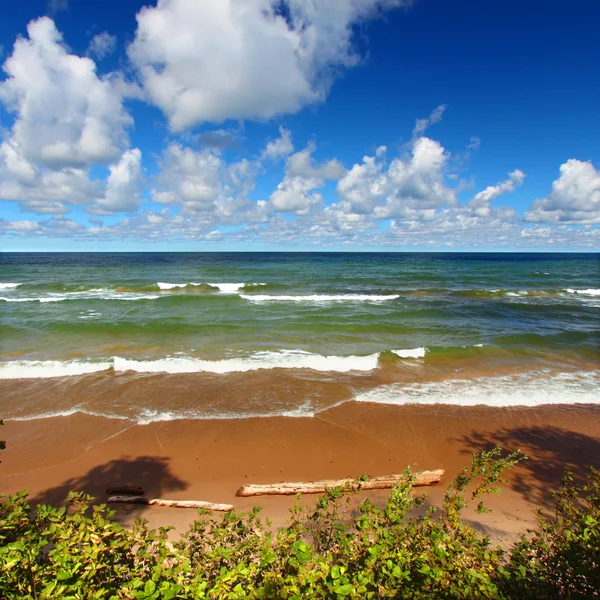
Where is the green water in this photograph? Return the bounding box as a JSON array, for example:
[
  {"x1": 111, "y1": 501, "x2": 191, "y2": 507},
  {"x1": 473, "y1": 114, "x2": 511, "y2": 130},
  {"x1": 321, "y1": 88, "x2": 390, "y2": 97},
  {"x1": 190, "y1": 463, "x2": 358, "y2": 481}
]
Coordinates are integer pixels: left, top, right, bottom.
[{"x1": 0, "y1": 252, "x2": 598, "y2": 420}]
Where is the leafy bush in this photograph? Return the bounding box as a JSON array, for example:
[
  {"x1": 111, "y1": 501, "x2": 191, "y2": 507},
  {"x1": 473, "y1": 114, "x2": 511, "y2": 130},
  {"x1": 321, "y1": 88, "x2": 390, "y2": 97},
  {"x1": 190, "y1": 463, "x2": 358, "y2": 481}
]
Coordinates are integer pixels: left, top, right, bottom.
[{"x1": 0, "y1": 447, "x2": 598, "y2": 599}]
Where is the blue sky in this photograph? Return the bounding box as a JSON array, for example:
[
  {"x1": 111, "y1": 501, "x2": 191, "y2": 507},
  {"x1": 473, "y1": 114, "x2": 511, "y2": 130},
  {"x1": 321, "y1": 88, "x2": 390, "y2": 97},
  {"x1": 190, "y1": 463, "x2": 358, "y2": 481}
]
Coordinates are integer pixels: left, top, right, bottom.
[{"x1": 0, "y1": 0, "x2": 598, "y2": 251}]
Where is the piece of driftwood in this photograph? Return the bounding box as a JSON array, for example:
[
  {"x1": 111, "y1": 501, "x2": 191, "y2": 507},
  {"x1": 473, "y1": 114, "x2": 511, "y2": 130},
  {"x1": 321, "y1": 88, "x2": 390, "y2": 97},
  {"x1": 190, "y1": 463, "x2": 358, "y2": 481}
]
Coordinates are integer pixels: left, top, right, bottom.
[
  {"x1": 236, "y1": 469, "x2": 444, "y2": 497},
  {"x1": 108, "y1": 496, "x2": 234, "y2": 511},
  {"x1": 106, "y1": 486, "x2": 144, "y2": 495}
]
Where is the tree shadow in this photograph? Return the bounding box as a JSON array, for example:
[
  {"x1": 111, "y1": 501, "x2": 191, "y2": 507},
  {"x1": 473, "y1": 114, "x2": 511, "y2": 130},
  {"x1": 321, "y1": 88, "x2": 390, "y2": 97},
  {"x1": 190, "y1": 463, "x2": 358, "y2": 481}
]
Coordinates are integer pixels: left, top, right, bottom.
[
  {"x1": 456, "y1": 426, "x2": 600, "y2": 510},
  {"x1": 28, "y1": 455, "x2": 189, "y2": 525}
]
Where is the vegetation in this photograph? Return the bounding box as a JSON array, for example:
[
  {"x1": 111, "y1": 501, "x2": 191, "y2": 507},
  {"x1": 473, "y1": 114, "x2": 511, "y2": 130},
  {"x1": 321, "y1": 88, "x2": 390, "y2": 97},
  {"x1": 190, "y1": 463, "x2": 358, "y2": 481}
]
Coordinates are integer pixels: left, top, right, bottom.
[{"x1": 0, "y1": 447, "x2": 598, "y2": 599}]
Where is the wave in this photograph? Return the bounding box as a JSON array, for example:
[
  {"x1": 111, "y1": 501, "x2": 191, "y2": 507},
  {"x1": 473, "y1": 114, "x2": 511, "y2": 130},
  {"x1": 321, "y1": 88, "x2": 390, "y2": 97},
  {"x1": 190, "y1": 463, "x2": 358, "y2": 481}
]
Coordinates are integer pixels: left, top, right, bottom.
[
  {"x1": 9, "y1": 407, "x2": 131, "y2": 422},
  {"x1": 0, "y1": 291, "x2": 161, "y2": 302},
  {"x1": 0, "y1": 282, "x2": 20, "y2": 290},
  {"x1": 240, "y1": 294, "x2": 400, "y2": 303},
  {"x1": 112, "y1": 351, "x2": 380, "y2": 374},
  {"x1": 157, "y1": 282, "x2": 218, "y2": 291},
  {"x1": 157, "y1": 282, "x2": 266, "y2": 293},
  {"x1": 353, "y1": 370, "x2": 600, "y2": 408},
  {"x1": 0, "y1": 360, "x2": 112, "y2": 379},
  {"x1": 0, "y1": 347, "x2": 427, "y2": 379},
  {"x1": 565, "y1": 288, "x2": 600, "y2": 297},
  {"x1": 449, "y1": 288, "x2": 600, "y2": 300},
  {"x1": 391, "y1": 347, "x2": 427, "y2": 358},
  {"x1": 6, "y1": 404, "x2": 316, "y2": 425},
  {"x1": 135, "y1": 404, "x2": 316, "y2": 425}
]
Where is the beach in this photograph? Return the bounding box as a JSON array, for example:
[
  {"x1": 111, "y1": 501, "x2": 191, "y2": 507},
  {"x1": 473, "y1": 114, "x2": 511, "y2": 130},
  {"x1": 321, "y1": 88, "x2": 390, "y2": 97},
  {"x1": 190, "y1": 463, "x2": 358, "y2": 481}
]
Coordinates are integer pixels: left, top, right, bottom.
[
  {"x1": 2, "y1": 400, "x2": 600, "y2": 545},
  {"x1": 1, "y1": 252, "x2": 599, "y2": 543}
]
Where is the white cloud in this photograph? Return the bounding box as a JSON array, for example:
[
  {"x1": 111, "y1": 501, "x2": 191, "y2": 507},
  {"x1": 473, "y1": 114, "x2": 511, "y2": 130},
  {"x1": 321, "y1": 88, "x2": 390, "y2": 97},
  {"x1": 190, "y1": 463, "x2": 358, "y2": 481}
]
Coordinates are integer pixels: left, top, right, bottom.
[
  {"x1": 150, "y1": 143, "x2": 259, "y2": 223},
  {"x1": 0, "y1": 141, "x2": 101, "y2": 214},
  {"x1": 269, "y1": 143, "x2": 345, "y2": 214},
  {"x1": 468, "y1": 169, "x2": 525, "y2": 216},
  {"x1": 0, "y1": 219, "x2": 40, "y2": 233},
  {"x1": 525, "y1": 159, "x2": 600, "y2": 224},
  {"x1": 412, "y1": 104, "x2": 447, "y2": 138},
  {"x1": 128, "y1": 0, "x2": 408, "y2": 131},
  {"x1": 90, "y1": 149, "x2": 143, "y2": 214},
  {"x1": 87, "y1": 32, "x2": 117, "y2": 60},
  {"x1": 336, "y1": 154, "x2": 387, "y2": 214},
  {"x1": 261, "y1": 127, "x2": 294, "y2": 160},
  {"x1": 336, "y1": 136, "x2": 456, "y2": 219},
  {"x1": 0, "y1": 17, "x2": 131, "y2": 169}
]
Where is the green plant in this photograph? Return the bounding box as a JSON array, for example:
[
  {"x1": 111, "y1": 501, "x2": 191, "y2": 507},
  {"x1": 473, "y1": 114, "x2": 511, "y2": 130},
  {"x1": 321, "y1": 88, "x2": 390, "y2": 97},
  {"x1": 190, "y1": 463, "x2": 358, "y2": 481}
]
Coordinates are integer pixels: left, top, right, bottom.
[
  {"x1": 506, "y1": 468, "x2": 600, "y2": 599},
  {"x1": 1, "y1": 447, "x2": 597, "y2": 599}
]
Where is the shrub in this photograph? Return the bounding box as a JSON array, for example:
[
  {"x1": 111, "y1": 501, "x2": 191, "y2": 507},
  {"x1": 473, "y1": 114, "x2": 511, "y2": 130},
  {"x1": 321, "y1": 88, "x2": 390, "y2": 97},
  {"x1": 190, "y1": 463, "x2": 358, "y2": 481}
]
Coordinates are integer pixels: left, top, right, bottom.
[{"x1": 0, "y1": 447, "x2": 598, "y2": 599}]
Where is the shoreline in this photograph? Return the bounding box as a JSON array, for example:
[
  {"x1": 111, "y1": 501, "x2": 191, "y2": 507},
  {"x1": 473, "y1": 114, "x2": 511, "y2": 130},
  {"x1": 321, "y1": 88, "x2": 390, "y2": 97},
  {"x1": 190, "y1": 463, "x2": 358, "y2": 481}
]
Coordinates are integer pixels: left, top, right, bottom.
[{"x1": 2, "y1": 401, "x2": 600, "y2": 546}]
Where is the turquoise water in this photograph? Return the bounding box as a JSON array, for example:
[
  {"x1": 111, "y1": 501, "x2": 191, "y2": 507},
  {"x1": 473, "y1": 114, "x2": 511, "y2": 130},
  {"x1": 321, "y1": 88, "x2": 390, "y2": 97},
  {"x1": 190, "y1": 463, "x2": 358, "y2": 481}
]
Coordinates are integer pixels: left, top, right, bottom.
[{"x1": 0, "y1": 252, "x2": 598, "y2": 421}]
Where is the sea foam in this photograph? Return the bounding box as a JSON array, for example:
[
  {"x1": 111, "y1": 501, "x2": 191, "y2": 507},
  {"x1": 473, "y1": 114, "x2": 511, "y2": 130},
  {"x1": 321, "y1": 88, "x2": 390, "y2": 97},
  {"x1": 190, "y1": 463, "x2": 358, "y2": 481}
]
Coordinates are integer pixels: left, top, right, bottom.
[
  {"x1": 0, "y1": 283, "x2": 20, "y2": 290},
  {"x1": 353, "y1": 370, "x2": 600, "y2": 408},
  {"x1": 113, "y1": 350, "x2": 380, "y2": 374},
  {"x1": 565, "y1": 288, "x2": 600, "y2": 297},
  {"x1": 0, "y1": 360, "x2": 112, "y2": 379},
  {"x1": 240, "y1": 294, "x2": 400, "y2": 303},
  {"x1": 0, "y1": 347, "x2": 431, "y2": 379}
]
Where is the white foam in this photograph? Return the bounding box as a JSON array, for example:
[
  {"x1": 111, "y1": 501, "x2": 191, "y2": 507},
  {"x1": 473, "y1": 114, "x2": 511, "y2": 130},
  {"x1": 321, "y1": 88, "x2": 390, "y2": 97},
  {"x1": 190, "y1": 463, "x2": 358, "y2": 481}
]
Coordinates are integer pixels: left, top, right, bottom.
[
  {"x1": 391, "y1": 347, "x2": 427, "y2": 358},
  {"x1": 9, "y1": 408, "x2": 131, "y2": 422},
  {"x1": 114, "y1": 350, "x2": 380, "y2": 374},
  {"x1": 240, "y1": 294, "x2": 399, "y2": 303},
  {"x1": 0, "y1": 360, "x2": 112, "y2": 379},
  {"x1": 354, "y1": 370, "x2": 600, "y2": 408},
  {"x1": 565, "y1": 288, "x2": 600, "y2": 297},
  {"x1": 135, "y1": 404, "x2": 316, "y2": 425},
  {"x1": 157, "y1": 281, "x2": 201, "y2": 290},
  {"x1": 0, "y1": 283, "x2": 20, "y2": 290},
  {"x1": 0, "y1": 292, "x2": 160, "y2": 302}
]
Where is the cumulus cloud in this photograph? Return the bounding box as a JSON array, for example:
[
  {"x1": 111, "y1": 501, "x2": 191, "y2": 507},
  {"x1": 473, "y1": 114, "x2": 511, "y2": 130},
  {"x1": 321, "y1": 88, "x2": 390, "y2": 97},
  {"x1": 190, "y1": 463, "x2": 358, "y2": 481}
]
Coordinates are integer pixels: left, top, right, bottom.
[
  {"x1": 87, "y1": 32, "x2": 117, "y2": 60},
  {"x1": 525, "y1": 159, "x2": 600, "y2": 224},
  {"x1": 128, "y1": 0, "x2": 408, "y2": 131},
  {"x1": 261, "y1": 127, "x2": 294, "y2": 160},
  {"x1": 0, "y1": 139, "x2": 101, "y2": 213},
  {"x1": 269, "y1": 143, "x2": 345, "y2": 214},
  {"x1": 90, "y1": 149, "x2": 143, "y2": 214},
  {"x1": 150, "y1": 143, "x2": 259, "y2": 223},
  {"x1": 0, "y1": 17, "x2": 131, "y2": 169},
  {"x1": 336, "y1": 136, "x2": 456, "y2": 219}
]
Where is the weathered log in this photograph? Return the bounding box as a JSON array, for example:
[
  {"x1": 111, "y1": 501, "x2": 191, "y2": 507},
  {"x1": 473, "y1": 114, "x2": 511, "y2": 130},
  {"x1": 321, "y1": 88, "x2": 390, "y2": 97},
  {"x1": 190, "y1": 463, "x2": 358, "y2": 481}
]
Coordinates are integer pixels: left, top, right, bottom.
[
  {"x1": 108, "y1": 496, "x2": 234, "y2": 511},
  {"x1": 106, "y1": 486, "x2": 144, "y2": 495},
  {"x1": 236, "y1": 469, "x2": 444, "y2": 497}
]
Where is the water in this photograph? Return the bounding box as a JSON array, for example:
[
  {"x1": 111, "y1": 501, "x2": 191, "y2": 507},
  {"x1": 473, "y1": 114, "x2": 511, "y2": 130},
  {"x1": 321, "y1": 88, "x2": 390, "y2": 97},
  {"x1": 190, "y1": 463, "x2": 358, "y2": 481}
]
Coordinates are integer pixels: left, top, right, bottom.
[{"x1": 0, "y1": 252, "x2": 598, "y2": 422}]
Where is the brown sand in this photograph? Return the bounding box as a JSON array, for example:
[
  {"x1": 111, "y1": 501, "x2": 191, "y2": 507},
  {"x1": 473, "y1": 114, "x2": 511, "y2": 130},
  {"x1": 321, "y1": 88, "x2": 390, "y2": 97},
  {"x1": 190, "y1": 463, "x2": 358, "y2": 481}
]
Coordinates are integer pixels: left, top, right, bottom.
[{"x1": 2, "y1": 402, "x2": 600, "y2": 547}]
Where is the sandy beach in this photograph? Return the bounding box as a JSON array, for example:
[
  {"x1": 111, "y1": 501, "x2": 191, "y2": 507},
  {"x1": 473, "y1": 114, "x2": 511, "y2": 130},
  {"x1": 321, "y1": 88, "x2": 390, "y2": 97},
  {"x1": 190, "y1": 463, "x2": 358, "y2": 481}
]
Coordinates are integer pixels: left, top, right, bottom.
[{"x1": 2, "y1": 401, "x2": 599, "y2": 546}]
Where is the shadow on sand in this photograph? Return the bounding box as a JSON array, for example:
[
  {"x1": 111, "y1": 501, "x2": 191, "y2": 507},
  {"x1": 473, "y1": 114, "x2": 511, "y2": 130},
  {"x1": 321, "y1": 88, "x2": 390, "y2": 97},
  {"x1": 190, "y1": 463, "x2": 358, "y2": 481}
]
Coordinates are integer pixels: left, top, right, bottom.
[
  {"x1": 457, "y1": 425, "x2": 600, "y2": 510},
  {"x1": 28, "y1": 455, "x2": 189, "y2": 525}
]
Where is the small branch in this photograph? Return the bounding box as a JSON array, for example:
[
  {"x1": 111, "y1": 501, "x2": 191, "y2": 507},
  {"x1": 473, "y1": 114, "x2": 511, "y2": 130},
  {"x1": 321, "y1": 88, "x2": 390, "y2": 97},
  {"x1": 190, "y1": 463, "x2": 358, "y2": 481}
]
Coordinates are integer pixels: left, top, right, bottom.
[{"x1": 108, "y1": 496, "x2": 233, "y2": 511}]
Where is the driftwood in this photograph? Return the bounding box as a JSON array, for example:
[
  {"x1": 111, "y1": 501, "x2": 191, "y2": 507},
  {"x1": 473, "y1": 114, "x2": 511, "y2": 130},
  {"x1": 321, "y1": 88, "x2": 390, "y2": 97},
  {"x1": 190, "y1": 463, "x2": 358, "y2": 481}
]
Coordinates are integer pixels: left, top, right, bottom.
[
  {"x1": 106, "y1": 486, "x2": 144, "y2": 495},
  {"x1": 108, "y1": 496, "x2": 234, "y2": 511},
  {"x1": 236, "y1": 469, "x2": 444, "y2": 497}
]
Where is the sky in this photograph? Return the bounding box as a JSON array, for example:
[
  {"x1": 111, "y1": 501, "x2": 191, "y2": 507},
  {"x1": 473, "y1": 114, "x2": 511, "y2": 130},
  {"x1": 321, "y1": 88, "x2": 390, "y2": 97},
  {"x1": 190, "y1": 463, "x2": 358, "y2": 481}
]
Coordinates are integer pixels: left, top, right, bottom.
[{"x1": 0, "y1": 0, "x2": 598, "y2": 252}]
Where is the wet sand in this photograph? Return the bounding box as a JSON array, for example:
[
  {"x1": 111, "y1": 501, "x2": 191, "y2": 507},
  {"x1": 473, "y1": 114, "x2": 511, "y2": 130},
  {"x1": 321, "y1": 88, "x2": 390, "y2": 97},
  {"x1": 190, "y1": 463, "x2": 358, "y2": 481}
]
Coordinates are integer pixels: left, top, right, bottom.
[{"x1": 2, "y1": 401, "x2": 600, "y2": 546}]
